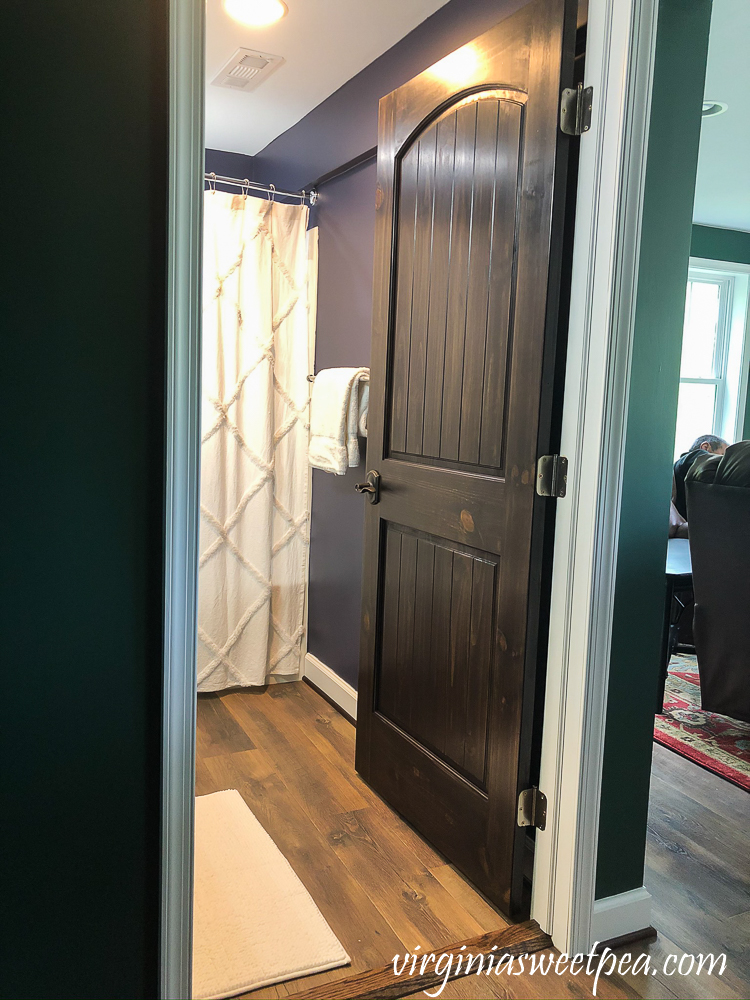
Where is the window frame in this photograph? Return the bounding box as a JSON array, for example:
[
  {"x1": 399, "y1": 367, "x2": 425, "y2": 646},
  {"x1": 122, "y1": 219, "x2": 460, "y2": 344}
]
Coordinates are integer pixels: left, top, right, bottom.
[{"x1": 676, "y1": 257, "x2": 750, "y2": 455}]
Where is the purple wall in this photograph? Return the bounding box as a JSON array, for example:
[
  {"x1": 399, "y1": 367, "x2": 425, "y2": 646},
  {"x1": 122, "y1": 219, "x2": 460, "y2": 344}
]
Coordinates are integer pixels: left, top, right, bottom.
[
  {"x1": 208, "y1": 0, "x2": 524, "y2": 689},
  {"x1": 205, "y1": 147, "x2": 256, "y2": 181},
  {"x1": 252, "y1": 0, "x2": 525, "y2": 192},
  {"x1": 306, "y1": 161, "x2": 377, "y2": 687}
]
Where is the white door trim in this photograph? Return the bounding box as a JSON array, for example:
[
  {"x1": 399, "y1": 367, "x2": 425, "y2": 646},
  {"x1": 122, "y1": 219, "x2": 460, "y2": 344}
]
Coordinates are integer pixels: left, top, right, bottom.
[
  {"x1": 591, "y1": 887, "x2": 653, "y2": 944},
  {"x1": 530, "y1": 0, "x2": 658, "y2": 955},
  {"x1": 161, "y1": 1, "x2": 204, "y2": 997}
]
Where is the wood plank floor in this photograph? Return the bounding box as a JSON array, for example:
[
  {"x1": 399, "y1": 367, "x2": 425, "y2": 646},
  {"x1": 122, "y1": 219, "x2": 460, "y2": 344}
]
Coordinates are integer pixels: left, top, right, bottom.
[
  {"x1": 195, "y1": 682, "x2": 750, "y2": 1000},
  {"x1": 611, "y1": 743, "x2": 750, "y2": 1000}
]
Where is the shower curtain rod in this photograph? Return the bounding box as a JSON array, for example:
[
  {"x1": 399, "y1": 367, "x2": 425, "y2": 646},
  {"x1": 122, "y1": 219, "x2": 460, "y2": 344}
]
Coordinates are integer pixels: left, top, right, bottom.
[{"x1": 204, "y1": 172, "x2": 318, "y2": 205}]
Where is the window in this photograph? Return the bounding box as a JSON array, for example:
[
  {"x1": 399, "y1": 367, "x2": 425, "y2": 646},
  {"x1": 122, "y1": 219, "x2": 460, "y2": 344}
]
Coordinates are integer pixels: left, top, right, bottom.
[{"x1": 674, "y1": 259, "x2": 750, "y2": 459}]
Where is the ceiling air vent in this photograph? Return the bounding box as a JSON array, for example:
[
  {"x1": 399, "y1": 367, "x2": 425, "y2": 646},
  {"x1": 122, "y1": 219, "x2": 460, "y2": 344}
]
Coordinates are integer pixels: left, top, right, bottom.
[{"x1": 211, "y1": 47, "x2": 283, "y2": 92}]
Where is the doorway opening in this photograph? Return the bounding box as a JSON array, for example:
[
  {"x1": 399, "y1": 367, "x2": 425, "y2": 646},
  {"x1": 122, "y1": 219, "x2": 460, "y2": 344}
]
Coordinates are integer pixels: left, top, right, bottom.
[{"x1": 190, "y1": 1, "x2": 583, "y2": 997}]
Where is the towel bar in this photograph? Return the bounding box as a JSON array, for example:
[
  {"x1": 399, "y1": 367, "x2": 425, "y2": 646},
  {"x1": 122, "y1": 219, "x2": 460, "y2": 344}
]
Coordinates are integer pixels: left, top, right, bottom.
[{"x1": 307, "y1": 372, "x2": 369, "y2": 383}]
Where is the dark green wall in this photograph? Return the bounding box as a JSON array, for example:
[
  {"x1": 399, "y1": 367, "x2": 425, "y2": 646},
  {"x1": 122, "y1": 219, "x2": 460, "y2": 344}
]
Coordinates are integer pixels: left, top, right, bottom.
[
  {"x1": 0, "y1": 3, "x2": 168, "y2": 997},
  {"x1": 690, "y1": 225, "x2": 750, "y2": 438},
  {"x1": 691, "y1": 224, "x2": 750, "y2": 265},
  {"x1": 595, "y1": 0, "x2": 712, "y2": 900}
]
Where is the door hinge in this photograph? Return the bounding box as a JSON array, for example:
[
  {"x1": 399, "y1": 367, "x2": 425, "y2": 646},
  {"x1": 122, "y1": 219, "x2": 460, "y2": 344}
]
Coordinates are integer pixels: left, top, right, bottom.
[
  {"x1": 536, "y1": 454, "x2": 568, "y2": 498},
  {"x1": 560, "y1": 83, "x2": 593, "y2": 136},
  {"x1": 517, "y1": 786, "x2": 547, "y2": 830}
]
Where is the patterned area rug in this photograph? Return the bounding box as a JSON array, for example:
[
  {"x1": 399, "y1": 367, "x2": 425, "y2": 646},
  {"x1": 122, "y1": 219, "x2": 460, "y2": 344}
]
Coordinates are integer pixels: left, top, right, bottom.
[{"x1": 655, "y1": 653, "x2": 750, "y2": 791}]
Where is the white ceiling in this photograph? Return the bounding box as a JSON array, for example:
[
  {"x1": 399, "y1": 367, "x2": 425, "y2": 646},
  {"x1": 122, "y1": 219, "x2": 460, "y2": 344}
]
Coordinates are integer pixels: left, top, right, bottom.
[
  {"x1": 205, "y1": 0, "x2": 450, "y2": 156},
  {"x1": 693, "y1": 0, "x2": 750, "y2": 232}
]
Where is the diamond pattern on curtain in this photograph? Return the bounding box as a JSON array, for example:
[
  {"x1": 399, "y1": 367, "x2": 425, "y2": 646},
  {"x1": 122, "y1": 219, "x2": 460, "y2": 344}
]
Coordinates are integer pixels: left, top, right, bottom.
[{"x1": 197, "y1": 192, "x2": 316, "y2": 691}]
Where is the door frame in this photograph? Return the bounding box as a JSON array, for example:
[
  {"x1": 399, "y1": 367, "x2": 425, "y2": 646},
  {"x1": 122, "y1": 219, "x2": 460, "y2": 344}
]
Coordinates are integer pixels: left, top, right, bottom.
[
  {"x1": 529, "y1": 0, "x2": 659, "y2": 954},
  {"x1": 161, "y1": 0, "x2": 658, "y2": 992},
  {"x1": 161, "y1": 1, "x2": 204, "y2": 997}
]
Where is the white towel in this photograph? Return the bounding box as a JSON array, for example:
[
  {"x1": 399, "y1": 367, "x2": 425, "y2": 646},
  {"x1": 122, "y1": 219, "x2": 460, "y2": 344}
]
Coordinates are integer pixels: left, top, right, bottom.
[{"x1": 309, "y1": 367, "x2": 370, "y2": 475}]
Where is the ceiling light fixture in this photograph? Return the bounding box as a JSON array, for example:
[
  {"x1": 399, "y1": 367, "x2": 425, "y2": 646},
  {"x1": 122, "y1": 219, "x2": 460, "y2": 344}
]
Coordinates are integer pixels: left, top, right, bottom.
[
  {"x1": 224, "y1": 0, "x2": 288, "y2": 28},
  {"x1": 702, "y1": 101, "x2": 728, "y2": 118}
]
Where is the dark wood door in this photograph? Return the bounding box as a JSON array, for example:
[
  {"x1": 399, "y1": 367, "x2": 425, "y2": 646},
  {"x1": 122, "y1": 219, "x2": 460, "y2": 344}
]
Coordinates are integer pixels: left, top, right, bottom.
[{"x1": 355, "y1": 0, "x2": 577, "y2": 917}]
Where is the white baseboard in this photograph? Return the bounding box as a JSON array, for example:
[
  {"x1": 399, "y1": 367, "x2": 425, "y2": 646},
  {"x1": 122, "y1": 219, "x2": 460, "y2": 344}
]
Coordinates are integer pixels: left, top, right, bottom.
[
  {"x1": 303, "y1": 652, "x2": 358, "y2": 721},
  {"x1": 591, "y1": 887, "x2": 652, "y2": 945}
]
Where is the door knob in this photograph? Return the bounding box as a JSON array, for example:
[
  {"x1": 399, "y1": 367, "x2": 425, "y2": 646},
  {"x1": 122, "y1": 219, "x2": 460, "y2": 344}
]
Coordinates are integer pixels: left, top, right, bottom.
[{"x1": 354, "y1": 470, "x2": 380, "y2": 504}]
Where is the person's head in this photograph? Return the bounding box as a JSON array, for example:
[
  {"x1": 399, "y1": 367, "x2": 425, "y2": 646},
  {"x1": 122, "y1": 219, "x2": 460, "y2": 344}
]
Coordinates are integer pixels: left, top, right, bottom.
[{"x1": 689, "y1": 433, "x2": 728, "y2": 456}]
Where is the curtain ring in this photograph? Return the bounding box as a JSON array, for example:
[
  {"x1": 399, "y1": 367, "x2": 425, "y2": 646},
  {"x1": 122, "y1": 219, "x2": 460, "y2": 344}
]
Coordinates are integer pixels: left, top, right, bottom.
[
  {"x1": 208, "y1": 172, "x2": 216, "y2": 195},
  {"x1": 269, "y1": 183, "x2": 276, "y2": 203},
  {"x1": 241, "y1": 178, "x2": 250, "y2": 199}
]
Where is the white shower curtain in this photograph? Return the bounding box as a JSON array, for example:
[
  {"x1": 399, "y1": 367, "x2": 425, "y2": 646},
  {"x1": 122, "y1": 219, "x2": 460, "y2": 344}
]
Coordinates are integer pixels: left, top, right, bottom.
[{"x1": 198, "y1": 190, "x2": 317, "y2": 691}]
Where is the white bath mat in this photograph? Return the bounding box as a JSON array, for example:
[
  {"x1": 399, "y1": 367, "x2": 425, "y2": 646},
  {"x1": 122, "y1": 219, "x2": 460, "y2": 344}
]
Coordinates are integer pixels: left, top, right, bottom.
[{"x1": 193, "y1": 789, "x2": 350, "y2": 999}]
